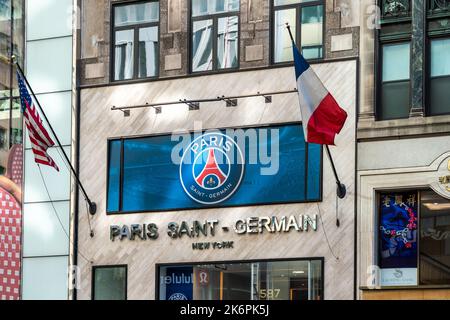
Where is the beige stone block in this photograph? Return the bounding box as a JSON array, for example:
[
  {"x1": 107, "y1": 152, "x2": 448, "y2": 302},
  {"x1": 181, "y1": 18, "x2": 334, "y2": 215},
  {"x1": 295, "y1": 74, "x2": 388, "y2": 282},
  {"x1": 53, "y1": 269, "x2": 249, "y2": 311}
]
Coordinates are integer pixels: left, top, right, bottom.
[
  {"x1": 85, "y1": 63, "x2": 105, "y2": 79},
  {"x1": 164, "y1": 54, "x2": 182, "y2": 71},
  {"x1": 245, "y1": 45, "x2": 264, "y2": 62},
  {"x1": 331, "y1": 34, "x2": 353, "y2": 52},
  {"x1": 335, "y1": 0, "x2": 361, "y2": 28},
  {"x1": 168, "y1": 0, "x2": 182, "y2": 33}
]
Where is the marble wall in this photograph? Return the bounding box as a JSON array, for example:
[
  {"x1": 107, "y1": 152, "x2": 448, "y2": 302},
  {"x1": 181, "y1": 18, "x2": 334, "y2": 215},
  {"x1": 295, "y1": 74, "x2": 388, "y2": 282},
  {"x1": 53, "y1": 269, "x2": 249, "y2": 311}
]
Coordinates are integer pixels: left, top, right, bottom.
[{"x1": 76, "y1": 61, "x2": 357, "y2": 300}]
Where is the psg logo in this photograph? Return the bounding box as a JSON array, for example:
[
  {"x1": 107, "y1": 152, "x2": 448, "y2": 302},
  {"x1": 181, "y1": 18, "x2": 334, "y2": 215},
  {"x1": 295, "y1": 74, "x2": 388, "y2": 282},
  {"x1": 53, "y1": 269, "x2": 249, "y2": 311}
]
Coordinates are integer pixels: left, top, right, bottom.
[{"x1": 180, "y1": 133, "x2": 244, "y2": 205}]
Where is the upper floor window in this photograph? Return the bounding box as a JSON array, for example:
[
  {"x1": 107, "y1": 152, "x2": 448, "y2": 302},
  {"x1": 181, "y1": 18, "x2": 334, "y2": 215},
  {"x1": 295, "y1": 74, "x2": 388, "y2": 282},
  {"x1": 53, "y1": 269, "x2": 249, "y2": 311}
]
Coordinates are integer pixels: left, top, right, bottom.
[
  {"x1": 379, "y1": 42, "x2": 411, "y2": 120},
  {"x1": 376, "y1": 0, "x2": 412, "y2": 121},
  {"x1": 429, "y1": 38, "x2": 450, "y2": 116},
  {"x1": 272, "y1": 0, "x2": 324, "y2": 63},
  {"x1": 112, "y1": 1, "x2": 159, "y2": 81},
  {"x1": 190, "y1": 0, "x2": 240, "y2": 73},
  {"x1": 427, "y1": 0, "x2": 450, "y2": 116}
]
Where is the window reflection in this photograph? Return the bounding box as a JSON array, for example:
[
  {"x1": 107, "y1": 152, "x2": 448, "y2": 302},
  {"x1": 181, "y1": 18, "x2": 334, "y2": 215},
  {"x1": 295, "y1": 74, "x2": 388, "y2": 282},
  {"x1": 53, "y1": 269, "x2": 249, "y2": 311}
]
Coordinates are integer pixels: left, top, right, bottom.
[
  {"x1": 192, "y1": 19, "x2": 213, "y2": 72},
  {"x1": 430, "y1": 38, "x2": 450, "y2": 116},
  {"x1": 113, "y1": 1, "x2": 159, "y2": 81},
  {"x1": 114, "y1": 30, "x2": 134, "y2": 81},
  {"x1": 191, "y1": 1, "x2": 239, "y2": 72},
  {"x1": 273, "y1": 1, "x2": 324, "y2": 63},
  {"x1": 159, "y1": 259, "x2": 323, "y2": 301},
  {"x1": 139, "y1": 27, "x2": 158, "y2": 78},
  {"x1": 274, "y1": 9, "x2": 296, "y2": 63},
  {"x1": 217, "y1": 16, "x2": 238, "y2": 69},
  {"x1": 420, "y1": 191, "x2": 450, "y2": 285}
]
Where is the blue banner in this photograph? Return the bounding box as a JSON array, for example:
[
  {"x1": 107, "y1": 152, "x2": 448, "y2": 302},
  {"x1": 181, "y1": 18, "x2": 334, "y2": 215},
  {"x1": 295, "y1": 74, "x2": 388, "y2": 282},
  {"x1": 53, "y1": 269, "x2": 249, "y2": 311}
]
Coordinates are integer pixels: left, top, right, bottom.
[{"x1": 107, "y1": 124, "x2": 322, "y2": 213}]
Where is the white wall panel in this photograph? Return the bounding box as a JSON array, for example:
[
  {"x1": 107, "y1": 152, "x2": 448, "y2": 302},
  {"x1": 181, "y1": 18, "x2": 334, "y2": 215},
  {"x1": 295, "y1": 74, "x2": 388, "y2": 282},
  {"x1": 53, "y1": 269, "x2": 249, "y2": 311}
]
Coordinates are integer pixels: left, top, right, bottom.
[
  {"x1": 25, "y1": 37, "x2": 73, "y2": 94},
  {"x1": 22, "y1": 256, "x2": 69, "y2": 300},
  {"x1": 25, "y1": 91, "x2": 72, "y2": 148},
  {"x1": 23, "y1": 201, "x2": 70, "y2": 257},
  {"x1": 23, "y1": 147, "x2": 71, "y2": 203},
  {"x1": 26, "y1": 0, "x2": 73, "y2": 41}
]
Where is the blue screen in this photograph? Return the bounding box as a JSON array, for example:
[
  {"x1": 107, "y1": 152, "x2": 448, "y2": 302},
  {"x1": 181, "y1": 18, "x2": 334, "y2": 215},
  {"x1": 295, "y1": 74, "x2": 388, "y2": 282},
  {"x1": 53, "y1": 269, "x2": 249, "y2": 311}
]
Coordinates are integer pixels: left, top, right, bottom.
[{"x1": 108, "y1": 124, "x2": 322, "y2": 213}]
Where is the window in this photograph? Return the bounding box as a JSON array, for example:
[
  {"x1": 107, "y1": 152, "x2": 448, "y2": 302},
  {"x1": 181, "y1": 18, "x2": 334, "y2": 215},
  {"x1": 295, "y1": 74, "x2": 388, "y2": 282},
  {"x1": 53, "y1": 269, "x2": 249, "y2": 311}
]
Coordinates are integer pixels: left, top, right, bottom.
[
  {"x1": 272, "y1": 0, "x2": 324, "y2": 63},
  {"x1": 378, "y1": 190, "x2": 450, "y2": 286},
  {"x1": 376, "y1": 0, "x2": 412, "y2": 121},
  {"x1": 112, "y1": 1, "x2": 159, "y2": 81},
  {"x1": 419, "y1": 190, "x2": 450, "y2": 285},
  {"x1": 429, "y1": 38, "x2": 450, "y2": 116},
  {"x1": 93, "y1": 266, "x2": 127, "y2": 300},
  {"x1": 378, "y1": 42, "x2": 411, "y2": 120},
  {"x1": 191, "y1": 0, "x2": 239, "y2": 72},
  {"x1": 158, "y1": 259, "x2": 323, "y2": 300},
  {"x1": 106, "y1": 124, "x2": 322, "y2": 213}
]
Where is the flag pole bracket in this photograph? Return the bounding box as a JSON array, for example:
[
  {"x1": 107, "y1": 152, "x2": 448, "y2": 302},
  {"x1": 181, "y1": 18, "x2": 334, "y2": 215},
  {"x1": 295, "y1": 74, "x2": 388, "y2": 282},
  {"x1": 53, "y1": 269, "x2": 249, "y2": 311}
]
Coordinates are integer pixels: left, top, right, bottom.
[
  {"x1": 89, "y1": 202, "x2": 97, "y2": 215},
  {"x1": 337, "y1": 182, "x2": 346, "y2": 199}
]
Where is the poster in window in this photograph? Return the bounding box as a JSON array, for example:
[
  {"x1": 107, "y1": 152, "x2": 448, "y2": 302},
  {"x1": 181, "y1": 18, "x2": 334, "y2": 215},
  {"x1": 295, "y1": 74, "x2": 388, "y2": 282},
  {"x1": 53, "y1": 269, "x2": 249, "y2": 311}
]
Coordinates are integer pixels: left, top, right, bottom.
[
  {"x1": 379, "y1": 191, "x2": 418, "y2": 286},
  {"x1": 164, "y1": 267, "x2": 193, "y2": 301}
]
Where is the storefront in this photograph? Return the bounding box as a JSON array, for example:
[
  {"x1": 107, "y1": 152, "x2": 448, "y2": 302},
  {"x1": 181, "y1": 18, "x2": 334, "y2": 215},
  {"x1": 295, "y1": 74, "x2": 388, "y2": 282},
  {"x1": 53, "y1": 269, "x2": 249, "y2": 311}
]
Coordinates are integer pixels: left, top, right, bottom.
[
  {"x1": 76, "y1": 60, "x2": 358, "y2": 300},
  {"x1": 157, "y1": 259, "x2": 323, "y2": 301},
  {"x1": 357, "y1": 143, "x2": 450, "y2": 299}
]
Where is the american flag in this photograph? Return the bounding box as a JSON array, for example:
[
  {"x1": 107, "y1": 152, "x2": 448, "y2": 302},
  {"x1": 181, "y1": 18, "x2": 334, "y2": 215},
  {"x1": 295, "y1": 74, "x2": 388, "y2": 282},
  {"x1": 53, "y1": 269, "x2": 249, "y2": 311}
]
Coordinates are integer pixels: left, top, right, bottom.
[{"x1": 17, "y1": 72, "x2": 59, "y2": 172}]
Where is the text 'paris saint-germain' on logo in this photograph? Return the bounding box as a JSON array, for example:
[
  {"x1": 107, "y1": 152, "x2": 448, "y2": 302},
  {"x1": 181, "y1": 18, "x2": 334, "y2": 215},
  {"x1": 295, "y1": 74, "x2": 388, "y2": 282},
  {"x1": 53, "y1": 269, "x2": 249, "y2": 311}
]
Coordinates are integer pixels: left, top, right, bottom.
[{"x1": 180, "y1": 133, "x2": 245, "y2": 205}]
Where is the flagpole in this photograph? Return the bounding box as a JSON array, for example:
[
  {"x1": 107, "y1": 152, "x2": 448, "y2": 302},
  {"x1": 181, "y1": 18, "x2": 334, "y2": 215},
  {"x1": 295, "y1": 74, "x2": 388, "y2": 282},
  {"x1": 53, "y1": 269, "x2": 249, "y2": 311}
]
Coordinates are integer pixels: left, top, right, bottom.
[
  {"x1": 285, "y1": 24, "x2": 346, "y2": 206},
  {"x1": 12, "y1": 56, "x2": 97, "y2": 215}
]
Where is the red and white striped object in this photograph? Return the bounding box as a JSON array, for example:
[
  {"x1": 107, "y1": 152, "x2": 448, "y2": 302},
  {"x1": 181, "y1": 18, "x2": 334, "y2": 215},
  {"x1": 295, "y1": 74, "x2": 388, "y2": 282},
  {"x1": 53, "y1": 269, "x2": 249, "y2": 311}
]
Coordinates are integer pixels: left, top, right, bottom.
[{"x1": 17, "y1": 72, "x2": 59, "y2": 172}]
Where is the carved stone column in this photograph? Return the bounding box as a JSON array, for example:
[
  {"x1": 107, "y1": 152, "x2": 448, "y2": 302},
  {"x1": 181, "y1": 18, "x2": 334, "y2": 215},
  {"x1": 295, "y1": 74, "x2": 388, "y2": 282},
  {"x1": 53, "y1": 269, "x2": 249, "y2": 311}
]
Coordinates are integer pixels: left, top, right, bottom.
[{"x1": 410, "y1": 0, "x2": 426, "y2": 117}]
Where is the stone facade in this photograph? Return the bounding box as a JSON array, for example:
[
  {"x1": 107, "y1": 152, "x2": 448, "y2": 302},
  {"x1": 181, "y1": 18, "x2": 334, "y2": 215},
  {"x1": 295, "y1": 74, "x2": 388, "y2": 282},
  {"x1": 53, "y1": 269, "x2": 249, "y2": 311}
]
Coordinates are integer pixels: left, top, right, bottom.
[
  {"x1": 75, "y1": 0, "x2": 361, "y2": 300},
  {"x1": 79, "y1": 0, "x2": 360, "y2": 86}
]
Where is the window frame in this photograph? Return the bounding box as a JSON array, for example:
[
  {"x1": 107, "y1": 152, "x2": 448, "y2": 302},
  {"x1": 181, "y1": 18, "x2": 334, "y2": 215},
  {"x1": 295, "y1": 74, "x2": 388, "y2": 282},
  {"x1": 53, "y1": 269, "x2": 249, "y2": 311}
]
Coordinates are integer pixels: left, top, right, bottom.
[
  {"x1": 270, "y1": 0, "x2": 325, "y2": 66},
  {"x1": 105, "y1": 121, "x2": 323, "y2": 215},
  {"x1": 426, "y1": 35, "x2": 450, "y2": 116},
  {"x1": 376, "y1": 189, "x2": 450, "y2": 288},
  {"x1": 376, "y1": 39, "x2": 412, "y2": 121},
  {"x1": 425, "y1": 0, "x2": 450, "y2": 117},
  {"x1": 156, "y1": 257, "x2": 325, "y2": 301},
  {"x1": 92, "y1": 265, "x2": 128, "y2": 300},
  {"x1": 188, "y1": 0, "x2": 241, "y2": 74},
  {"x1": 110, "y1": 0, "x2": 161, "y2": 82}
]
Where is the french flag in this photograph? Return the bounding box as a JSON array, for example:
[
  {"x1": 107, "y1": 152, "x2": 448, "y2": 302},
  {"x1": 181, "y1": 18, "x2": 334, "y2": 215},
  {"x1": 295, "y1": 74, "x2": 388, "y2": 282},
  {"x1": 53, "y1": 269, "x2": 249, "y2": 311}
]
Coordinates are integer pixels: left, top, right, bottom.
[{"x1": 293, "y1": 43, "x2": 347, "y2": 146}]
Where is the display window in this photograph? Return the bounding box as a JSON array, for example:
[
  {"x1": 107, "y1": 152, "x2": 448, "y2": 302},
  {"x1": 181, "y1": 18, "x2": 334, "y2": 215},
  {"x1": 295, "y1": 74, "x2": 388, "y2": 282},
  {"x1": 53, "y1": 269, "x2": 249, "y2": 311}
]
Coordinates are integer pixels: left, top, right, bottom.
[
  {"x1": 378, "y1": 189, "x2": 450, "y2": 286},
  {"x1": 158, "y1": 259, "x2": 323, "y2": 301}
]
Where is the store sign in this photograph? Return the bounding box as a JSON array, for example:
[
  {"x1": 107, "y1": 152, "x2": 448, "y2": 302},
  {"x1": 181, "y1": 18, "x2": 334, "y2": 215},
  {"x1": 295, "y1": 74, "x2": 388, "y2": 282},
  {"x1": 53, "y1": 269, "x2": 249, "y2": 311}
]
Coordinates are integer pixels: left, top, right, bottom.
[
  {"x1": 107, "y1": 124, "x2": 322, "y2": 213},
  {"x1": 437, "y1": 159, "x2": 450, "y2": 194},
  {"x1": 428, "y1": 156, "x2": 450, "y2": 200},
  {"x1": 110, "y1": 214, "x2": 318, "y2": 250}
]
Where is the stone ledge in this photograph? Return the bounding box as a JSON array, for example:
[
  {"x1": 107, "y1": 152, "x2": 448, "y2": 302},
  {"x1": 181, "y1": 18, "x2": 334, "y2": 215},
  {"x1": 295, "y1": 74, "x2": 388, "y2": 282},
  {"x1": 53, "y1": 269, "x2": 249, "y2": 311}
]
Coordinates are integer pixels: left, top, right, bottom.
[{"x1": 357, "y1": 115, "x2": 450, "y2": 140}]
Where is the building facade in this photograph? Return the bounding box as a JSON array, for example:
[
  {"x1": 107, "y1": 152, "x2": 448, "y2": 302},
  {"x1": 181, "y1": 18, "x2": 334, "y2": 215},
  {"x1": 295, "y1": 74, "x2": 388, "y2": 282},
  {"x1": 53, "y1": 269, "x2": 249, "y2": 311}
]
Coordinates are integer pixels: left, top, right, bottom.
[
  {"x1": 357, "y1": 0, "x2": 450, "y2": 299},
  {"x1": 0, "y1": 0, "x2": 77, "y2": 300},
  {"x1": 0, "y1": 0, "x2": 24, "y2": 301},
  {"x1": 75, "y1": 0, "x2": 360, "y2": 300}
]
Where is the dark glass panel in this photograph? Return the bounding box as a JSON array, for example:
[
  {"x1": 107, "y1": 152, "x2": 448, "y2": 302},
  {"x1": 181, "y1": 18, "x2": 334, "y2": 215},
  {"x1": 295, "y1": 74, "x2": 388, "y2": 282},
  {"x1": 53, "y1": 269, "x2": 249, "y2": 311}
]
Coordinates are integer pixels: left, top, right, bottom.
[
  {"x1": 380, "y1": 81, "x2": 411, "y2": 120},
  {"x1": 419, "y1": 190, "x2": 450, "y2": 285},
  {"x1": 107, "y1": 140, "x2": 121, "y2": 212},
  {"x1": 430, "y1": 76, "x2": 450, "y2": 116},
  {"x1": 93, "y1": 267, "x2": 127, "y2": 300}
]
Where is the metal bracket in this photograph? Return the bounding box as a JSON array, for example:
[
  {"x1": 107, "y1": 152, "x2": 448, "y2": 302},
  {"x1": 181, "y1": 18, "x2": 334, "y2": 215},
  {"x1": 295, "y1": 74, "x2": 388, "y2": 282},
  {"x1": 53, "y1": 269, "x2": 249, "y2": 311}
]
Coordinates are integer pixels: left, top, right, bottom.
[
  {"x1": 220, "y1": 96, "x2": 238, "y2": 107},
  {"x1": 180, "y1": 99, "x2": 200, "y2": 111},
  {"x1": 153, "y1": 106, "x2": 162, "y2": 114},
  {"x1": 263, "y1": 95, "x2": 272, "y2": 104}
]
